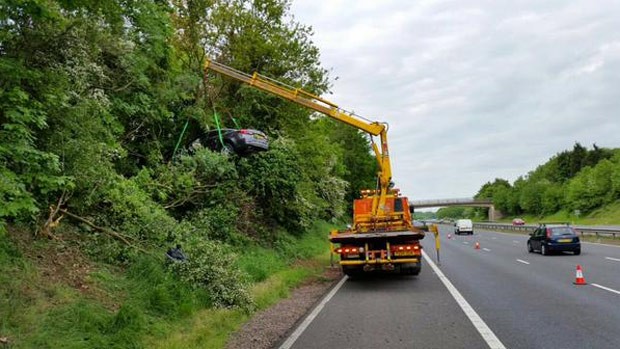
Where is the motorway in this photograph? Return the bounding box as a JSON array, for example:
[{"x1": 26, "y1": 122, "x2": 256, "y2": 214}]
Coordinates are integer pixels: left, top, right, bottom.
[{"x1": 278, "y1": 225, "x2": 620, "y2": 349}]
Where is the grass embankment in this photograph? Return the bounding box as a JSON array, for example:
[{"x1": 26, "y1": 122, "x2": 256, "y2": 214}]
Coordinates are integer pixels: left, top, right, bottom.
[
  {"x1": 0, "y1": 222, "x2": 335, "y2": 349},
  {"x1": 493, "y1": 201, "x2": 620, "y2": 246},
  {"x1": 501, "y1": 201, "x2": 620, "y2": 226}
]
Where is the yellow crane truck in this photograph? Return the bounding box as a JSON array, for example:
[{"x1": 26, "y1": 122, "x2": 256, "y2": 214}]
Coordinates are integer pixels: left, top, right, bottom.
[{"x1": 204, "y1": 60, "x2": 426, "y2": 276}]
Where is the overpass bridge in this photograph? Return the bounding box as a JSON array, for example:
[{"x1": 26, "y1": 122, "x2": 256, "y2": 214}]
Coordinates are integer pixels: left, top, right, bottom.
[{"x1": 409, "y1": 198, "x2": 501, "y2": 221}]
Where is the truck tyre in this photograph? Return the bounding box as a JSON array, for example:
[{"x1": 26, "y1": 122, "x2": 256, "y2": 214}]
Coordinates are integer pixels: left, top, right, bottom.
[
  {"x1": 343, "y1": 267, "x2": 363, "y2": 278},
  {"x1": 409, "y1": 266, "x2": 421, "y2": 275}
]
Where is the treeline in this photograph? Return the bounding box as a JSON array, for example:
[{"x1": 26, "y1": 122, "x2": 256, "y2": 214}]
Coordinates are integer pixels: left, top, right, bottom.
[
  {"x1": 474, "y1": 143, "x2": 620, "y2": 218},
  {"x1": 0, "y1": 0, "x2": 376, "y2": 308}
]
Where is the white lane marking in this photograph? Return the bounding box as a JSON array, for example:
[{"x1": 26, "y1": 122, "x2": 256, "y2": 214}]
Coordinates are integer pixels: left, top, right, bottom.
[
  {"x1": 278, "y1": 275, "x2": 348, "y2": 349},
  {"x1": 463, "y1": 241, "x2": 470, "y2": 245},
  {"x1": 423, "y1": 251, "x2": 507, "y2": 349},
  {"x1": 492, "y1": 237, "x2": 497, "y2": 240},
  {"x1": 483, "y1": 248, "x2": 491, "y2": 252},
  {"x1": 516, "y1": 259, "x2": 530, "y2": 265},
  {"x1": 512, "y1": 240, "x2": 519, "y2": 244},
  {"x1": 605, "y1": 257, "x2": 620, "y2": 262},
  {"x1": 591, "y1": 283, "x2": 620, "y2": 296}
]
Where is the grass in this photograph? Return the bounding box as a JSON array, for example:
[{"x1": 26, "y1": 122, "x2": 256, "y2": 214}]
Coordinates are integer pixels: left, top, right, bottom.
[
  {"x1": 0, "y1": 221, "x2": 336, "y2": 349},
  {"x1": 146, "y1": 221, "x2": 334, "y2": 349},
  {"x1": 489, "y1": 203, "x2": 620, "y2": 246},
  {"x1": 499, "y1": 201, "x2": 620, "y2": 226}
]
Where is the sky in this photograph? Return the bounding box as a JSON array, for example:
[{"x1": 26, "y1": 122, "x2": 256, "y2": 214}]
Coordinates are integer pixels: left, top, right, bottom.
[{"x1": 288, "y1": 0, "x2": 620, "y2": 202}]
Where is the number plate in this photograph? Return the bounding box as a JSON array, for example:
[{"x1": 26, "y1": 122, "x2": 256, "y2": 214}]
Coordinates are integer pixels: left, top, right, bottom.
[
  {"x1": 558, "y1": 239, "x2": 572, "y2": 243},
  {"x1": 394, "y1": 251, "x2": 415, "y2": 256}
]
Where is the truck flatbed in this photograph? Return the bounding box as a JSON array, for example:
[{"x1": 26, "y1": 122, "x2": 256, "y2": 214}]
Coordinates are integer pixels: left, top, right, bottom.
[{"x1": 329, "y1": 230, "x2": 425, "y2": 244}]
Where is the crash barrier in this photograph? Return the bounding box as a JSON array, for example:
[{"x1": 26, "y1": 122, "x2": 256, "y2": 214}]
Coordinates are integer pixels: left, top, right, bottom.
[{"x1": 472, "y1": 223, "x2": 620, "y2": 239}]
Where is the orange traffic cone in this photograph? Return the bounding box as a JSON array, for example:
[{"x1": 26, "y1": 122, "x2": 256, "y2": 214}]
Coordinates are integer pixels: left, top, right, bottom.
[
  {"x1": 475, "y1": 242, "x2": 480, "y2": 250},
  {"x1": 573, "y1": 265, "x2": 587, "y2": 285}
]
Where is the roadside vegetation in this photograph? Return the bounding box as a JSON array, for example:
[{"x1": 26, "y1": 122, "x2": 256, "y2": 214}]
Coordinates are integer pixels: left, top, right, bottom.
[
  {"x1": 437, "y1": 143, "x2": 620, "y2": 225},
  {"x1": 0, "y1": 1, "x2": 374, "y2": 347}
]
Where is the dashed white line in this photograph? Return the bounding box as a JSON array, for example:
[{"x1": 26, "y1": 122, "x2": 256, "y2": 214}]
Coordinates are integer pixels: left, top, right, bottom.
[
  {"x1": 483, "y1": 248, "x2": 491, "y2": 252},
  {"x1": 516, "y1": 259, "x2": 530, "y2": 265},
  {"x1": 512, "y1": 240, "x2": 519, "y2": 244},
  {"x1": 463, "y1": 241, "x2": 470, "y2": 245},
  {"x1": 278, "y1": 275, "x2": 347, "y2": 349},
  {"x1": 605, "y1": 257, "x2": 620, "y2": 262},
  {"x1": 423, "y1": 251, "x2": 507, "y2": 349},
  {"x1": 591, "y1": 283, "x2": 620, "y2": 296}
]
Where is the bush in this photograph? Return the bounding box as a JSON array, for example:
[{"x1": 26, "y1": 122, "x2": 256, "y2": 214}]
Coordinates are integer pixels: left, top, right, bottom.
[{"x1": 167, "y1": 235, "x2": 253, "y2": 310}]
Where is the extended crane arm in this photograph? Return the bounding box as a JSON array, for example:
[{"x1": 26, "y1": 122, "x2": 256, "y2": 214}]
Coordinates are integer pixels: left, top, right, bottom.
[{"x1": 204, "y1": 59, "x2": 393, "y2": 217}]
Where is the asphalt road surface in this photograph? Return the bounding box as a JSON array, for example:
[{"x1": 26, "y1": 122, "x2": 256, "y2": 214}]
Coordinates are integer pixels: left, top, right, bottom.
[{"x1": 277, "y1": 225, "x2": 620, "y2": 349}]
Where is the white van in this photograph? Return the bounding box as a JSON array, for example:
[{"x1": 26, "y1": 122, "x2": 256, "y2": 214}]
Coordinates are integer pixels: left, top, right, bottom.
[{"x1": 455, "y1": 219, "x2": 473, "y2": 235}]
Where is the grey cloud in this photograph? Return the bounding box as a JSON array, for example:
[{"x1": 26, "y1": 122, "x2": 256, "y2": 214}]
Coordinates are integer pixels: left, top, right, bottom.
[{"x1": 291, "y1": 0, "x2": 620, "y2": 200}]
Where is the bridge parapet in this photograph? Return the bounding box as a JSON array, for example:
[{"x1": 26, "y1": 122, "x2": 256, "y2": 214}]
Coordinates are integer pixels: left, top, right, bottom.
[
  {"x1": 409, "y1": 198, "x2": 499, "y2": 221},
  {"x1": 410, "y1": 198, "x2": 492, "y2": 207}
]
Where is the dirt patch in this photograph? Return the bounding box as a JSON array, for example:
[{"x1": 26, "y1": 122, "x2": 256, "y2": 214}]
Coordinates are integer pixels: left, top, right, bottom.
[
  {"x1": 8, "y1": 226, "x2": 99, "y2": 296},
  {"x1": 225, "y1": 267, "x2": 342, "y2": 349}
]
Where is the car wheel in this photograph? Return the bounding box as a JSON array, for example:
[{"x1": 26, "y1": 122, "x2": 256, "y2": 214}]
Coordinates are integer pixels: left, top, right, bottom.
[
  {"x1": 527, "y1": 242, "x2": 533, "y2": 253},
  {"x1": 574, "y1": 248, "x2": 581, "y2": 255},
  {"x1": 541, "y1": 244, "x2": 547, "y2": 256},
  {"x1": 221, "y1": 143, "x2": 235, "y2": 155}
]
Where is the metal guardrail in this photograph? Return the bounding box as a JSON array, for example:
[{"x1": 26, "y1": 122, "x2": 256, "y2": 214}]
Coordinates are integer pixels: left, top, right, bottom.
[{"x1": 474, "y1": 223, "x2": 620, "y2": 239}]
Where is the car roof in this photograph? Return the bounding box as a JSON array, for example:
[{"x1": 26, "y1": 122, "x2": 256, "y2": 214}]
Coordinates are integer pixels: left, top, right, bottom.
[{"x1": 539, "y1": 222, "x2": 570, "y2": 227}]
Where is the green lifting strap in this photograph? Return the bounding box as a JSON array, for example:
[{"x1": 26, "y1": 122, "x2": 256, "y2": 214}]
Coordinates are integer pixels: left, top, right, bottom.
[
  {"x1": 172, "y1": 117, "x2": 190, "y2": 159},
  {"x1": 213, "y1": 108, "x2": 225, "y2": 147},
  {"x1": 230, "y1": 115, "x2": 241, "y2": 129}
]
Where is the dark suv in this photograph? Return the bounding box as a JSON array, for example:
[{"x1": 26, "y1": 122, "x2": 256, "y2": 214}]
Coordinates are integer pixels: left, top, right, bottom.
[
  {"x1": 527, "y1": 223, "x2": 581, "y2": 255},
  {"x1": 190, "y1": 128, "x2": 268, "y2": 155}
]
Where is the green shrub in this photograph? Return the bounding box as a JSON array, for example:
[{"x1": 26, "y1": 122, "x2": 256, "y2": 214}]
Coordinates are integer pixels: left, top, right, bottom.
[{"x1": 167, "y1": 236, "x2": 253, "y2": 310}]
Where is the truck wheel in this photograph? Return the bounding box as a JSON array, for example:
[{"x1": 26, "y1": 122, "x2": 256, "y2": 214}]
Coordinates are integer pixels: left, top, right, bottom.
[
  {"x1": 343, "y1": 267, "x2": 363, "y2": 278},
  {"x1": 409, "y1": 266, "x2": 421, "y2": 275}
]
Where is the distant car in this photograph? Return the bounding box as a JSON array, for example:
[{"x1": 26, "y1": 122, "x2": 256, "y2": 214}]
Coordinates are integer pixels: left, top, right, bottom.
[
  {"x1": 413, "y1": 220, "x2": 429, "y2": 232},
  {"x1": 190, "y1": 128, "x2": 268, "y2": 155},
  {"x1": 512, "y1": 218, "x2": 525, "y2": 226},
  {"x1": 454, "y1": 219, "x2": 473, "y2": 235},
  {"x1": 527, "y1": 223, "x2": 581, "y2": 255}
]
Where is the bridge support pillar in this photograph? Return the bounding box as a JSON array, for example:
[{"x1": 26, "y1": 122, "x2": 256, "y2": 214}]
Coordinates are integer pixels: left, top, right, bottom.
[{"x1": 488, "y1": 206, "x2": 503, "y2": 222}]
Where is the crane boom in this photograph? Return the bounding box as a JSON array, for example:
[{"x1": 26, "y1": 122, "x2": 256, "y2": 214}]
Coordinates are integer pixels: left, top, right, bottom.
[
  {"x1": 204, "y1": 59, "x2": 395, "y2": 219},
  {"x1": 204, "y1": 59, "x2": 424, "y2": 276}
]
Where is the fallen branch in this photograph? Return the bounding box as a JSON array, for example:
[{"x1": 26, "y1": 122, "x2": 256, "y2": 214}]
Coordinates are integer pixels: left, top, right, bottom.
[
  {"x1": 59, "y1": 209, "x2": 147, "y2": 253},
  {"x1": 37, "y1": 192, "x2": 68, "y2": 239}
]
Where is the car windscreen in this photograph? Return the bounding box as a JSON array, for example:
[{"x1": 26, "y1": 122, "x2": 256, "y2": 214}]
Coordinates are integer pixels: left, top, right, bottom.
[{"x1": 550, "y1": 227, "x2": 576, "y2": 236}]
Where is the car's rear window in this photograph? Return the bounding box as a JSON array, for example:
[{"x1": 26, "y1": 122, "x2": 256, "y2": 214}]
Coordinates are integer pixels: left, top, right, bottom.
[{"x1": 550, "y1": 227, "x2": 576, "y2": 236}]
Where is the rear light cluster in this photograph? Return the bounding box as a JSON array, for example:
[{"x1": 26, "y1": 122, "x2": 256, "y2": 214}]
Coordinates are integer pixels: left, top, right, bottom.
[
  {"x1": 239, "y1": 129, "x2": 251, "y2": 134},
  {"x1": 335, "y1": 246, "x2": 364, "y2": 254},
  {"x1": 391, "y1": 244, "x2": 420, "y2": 252}
]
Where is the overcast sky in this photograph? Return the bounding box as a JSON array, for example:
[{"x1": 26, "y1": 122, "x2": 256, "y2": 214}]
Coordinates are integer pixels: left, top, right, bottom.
[{"x1": 289, "y1": 0, "x2": 620, "y2": 202}]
